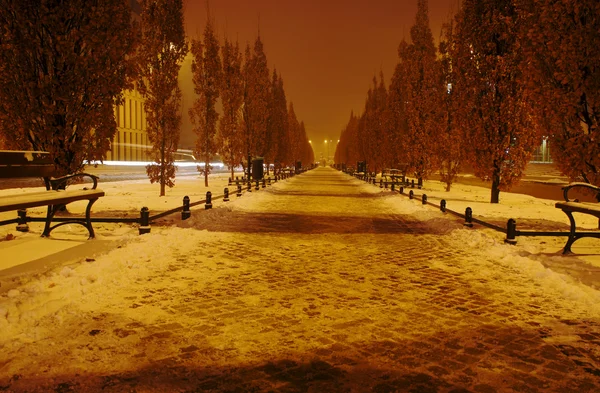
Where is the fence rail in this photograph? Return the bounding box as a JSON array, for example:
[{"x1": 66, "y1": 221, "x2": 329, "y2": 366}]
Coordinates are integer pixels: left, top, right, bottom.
[
  {"x1": 341, "y1": 167, "x2": 577, "y2": 248},
  {"x1": 1, "y1": 172, "x2": 301, "y2": 236}
]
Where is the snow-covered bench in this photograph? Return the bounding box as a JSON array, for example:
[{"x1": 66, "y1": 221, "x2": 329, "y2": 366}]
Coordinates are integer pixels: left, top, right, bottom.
[
  {"x1": 382, "y1": 167, "x2": 408, "y2": 185},
  {"x1": 555, "y1": 182, "x2": 600, "y2": 254},
  {"x1": 0, "y1": 150, "x2": 104, "y2": 238}
]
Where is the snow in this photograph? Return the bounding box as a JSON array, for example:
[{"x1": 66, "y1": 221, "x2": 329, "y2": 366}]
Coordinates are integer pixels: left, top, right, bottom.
[{"x1": 1, "y1": 165, "x2": 600, "y2": 388}]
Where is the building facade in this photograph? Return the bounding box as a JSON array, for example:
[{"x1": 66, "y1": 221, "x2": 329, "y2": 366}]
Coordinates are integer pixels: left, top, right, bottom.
[{"x1": 105, "y1": 88, "x2": 150, "y2": 162}]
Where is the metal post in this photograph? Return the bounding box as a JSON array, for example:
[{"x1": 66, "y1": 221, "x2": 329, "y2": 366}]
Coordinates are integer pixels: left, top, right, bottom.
[
  {"x1": 139, "y1": 207, "x2": 151, "y2": 234},
  {"x1": 409, "y1": 190, "x2": 414, "y2": 199},
  {"x1": 380, "y1": 179, "x2": 383, "y2": 188},
  {"x1": 464, "y1": 207, "x2": 473, "y2": 227},
  {"x1": 411, "y1": 179, "x2": 415, "y2": 188},
  {"x1": 247, "y1": 182, "x2": 252, "y2": 192},
  {"x1": 255, "y1": 180, "x2": 259, "y2": 191},
  {"x1": 262, "y1": 178, "x2": 266, "y2": 188},
  {"x1": 181, "y1": 196, "x2": 191, "y2": 220},
  {"x1": 223, "y1": 188, "x2": 230, "y2": 202},
  {"x1": 422, "y1": 194, "x2": 427, "y2": 204},
  {"x1": 391, "y1": 184, "x2": 395, "y2": 192},
  {"x1": 205, "y1": 191, "x2": 213, "y2": 209},
  {"x1": 16, "y1": 209, "x2": 29, "y2": 232},
  {"x1": 505, "y1": 218, "x2": 517, "y2": 245},
  {"x1": 440, "y1": 199, "x2": 446, "y2": 213},
  {"x1": 237, "y1": 184, "x2": 242, "y2": 197},
  {"x1": 399, "y1": 186, "x2": 404, "y2": 194}
]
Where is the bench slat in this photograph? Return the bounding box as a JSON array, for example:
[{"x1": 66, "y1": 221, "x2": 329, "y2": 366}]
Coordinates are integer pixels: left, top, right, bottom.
[{"x1": 0, "y1": 189, "x2": 105, "y2": 212}]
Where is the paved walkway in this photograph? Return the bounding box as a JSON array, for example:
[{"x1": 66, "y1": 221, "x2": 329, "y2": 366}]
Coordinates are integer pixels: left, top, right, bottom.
[{"x1": 1, "y1": 167, "x2": 600, "y2": 392}]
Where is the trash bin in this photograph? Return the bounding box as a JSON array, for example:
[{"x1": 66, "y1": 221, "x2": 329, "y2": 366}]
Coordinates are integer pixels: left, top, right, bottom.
[
  {"x1": 252, "y1": 157, "x2": 264, "y2": 180},
  {"x1": 357, "y1": 161, "x2": 366, "y2": 173}
]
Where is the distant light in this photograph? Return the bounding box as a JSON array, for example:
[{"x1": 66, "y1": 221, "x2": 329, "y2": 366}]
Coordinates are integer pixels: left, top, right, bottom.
[{"x1": 89, "y1": 160, "x2": 224, "y2": 168}]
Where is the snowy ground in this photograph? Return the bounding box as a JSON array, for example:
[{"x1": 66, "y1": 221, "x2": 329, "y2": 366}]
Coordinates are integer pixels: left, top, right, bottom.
[{"x1": 0, "y1": 166, "x2": 600, "y2": 392}]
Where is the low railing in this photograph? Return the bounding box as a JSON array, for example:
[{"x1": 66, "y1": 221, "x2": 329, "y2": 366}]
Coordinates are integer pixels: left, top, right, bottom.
[
  {"x1": 340, "y1": 166, "x2": 575, "y2": 247},
  {"x1": 1, "y1": 172, "x2": 303, "y2": 236}
]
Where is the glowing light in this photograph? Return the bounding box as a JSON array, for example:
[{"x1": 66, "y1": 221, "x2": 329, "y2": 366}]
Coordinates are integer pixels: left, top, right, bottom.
[{"x1": 88, "y1": 160, "x2": 225, "y2": 168}]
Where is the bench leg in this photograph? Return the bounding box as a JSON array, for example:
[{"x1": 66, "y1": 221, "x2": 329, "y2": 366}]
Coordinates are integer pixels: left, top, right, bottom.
[
  {"x1": 41, "y1": 204, "x2": 64, "y2": 237},
  {"x1": 41, "y1": 199, "x2": 99, "y2": 239},
  {"x1": 84, "y1": 198, "x2": 99, "y2": 239},
  {"x1": 562, "y1": 210, "x2": 577, "y2": 254}
]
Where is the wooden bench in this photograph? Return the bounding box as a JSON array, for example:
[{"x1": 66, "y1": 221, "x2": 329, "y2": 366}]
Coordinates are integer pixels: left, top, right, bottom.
[
  {"x1": 0, "y1": 150, "x2": 105, "y2": 238},
  {"x1": 382, "y1": 167, "x2": 407, "y2": 184},
  {"x1": 555, "y1": 182, "x2": 600, "y2": 254}
]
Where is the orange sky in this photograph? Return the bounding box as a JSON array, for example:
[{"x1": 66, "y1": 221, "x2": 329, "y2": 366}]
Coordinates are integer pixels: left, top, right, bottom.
[{"x1": 180, "y1": 0, "x2": 459, "y2": 151}]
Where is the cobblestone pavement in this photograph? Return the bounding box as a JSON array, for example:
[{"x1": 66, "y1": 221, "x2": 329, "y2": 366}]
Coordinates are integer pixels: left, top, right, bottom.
[{"x1": 1, "y1": 167, "x2": 600, "y2": 393}]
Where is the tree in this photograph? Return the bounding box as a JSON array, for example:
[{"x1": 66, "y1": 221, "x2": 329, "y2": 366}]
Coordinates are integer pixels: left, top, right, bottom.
[
  {"x1": 0, "y1": 0, "x2": 138, "y2": 175},
  {"x1": 519, "y1": 0, "x2": 600, "y2": 185},
  {"x1": 336, "y1": 112, "x2": 360, "y2": 167},
  {"x1": 218, "y1": 38, "x2": 244, "y2": 180},
  {"x1": 388, "y1": 61, "x2": 410, "y2": 169},
  {"x1": 287, "y1": 102, "x2": 301, "y2": 165},
  {"x1": 137, "y1": 0, "x2": 187, "y2": 196},
  {"x1": 242, "y1": 36, "x2": 270, "y2": 177},
  {"x1": 398, "y1": 0, "x2": 443, "y2": 187},
  {"x1": 189, "y1": 15, "x2": 221, "y2": 187},
  {"x1": 437, "y1": 21, "x2": 464, "y2": 191},
  {"x1": 265, "y1": 70, "x2": 288, "y2": 174},
  {"x1": 451, "y1": 0, "x2": 537, "y2": 203},
  {"x1": 360, "y1": 73, "x2": 389, "y2": 173}
]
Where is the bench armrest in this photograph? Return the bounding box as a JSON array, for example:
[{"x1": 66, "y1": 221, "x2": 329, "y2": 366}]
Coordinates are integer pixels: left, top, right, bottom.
[
  {"x1": 47, "y1": 173, "x2": 99, "y2": 191},
  {"x1": 562, "y1": 182, "x2": 600, "y2": 202}
]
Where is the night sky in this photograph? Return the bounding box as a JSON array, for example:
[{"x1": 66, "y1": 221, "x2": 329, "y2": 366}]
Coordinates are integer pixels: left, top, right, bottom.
[{"x1": 180, "y1": 0, "x2": 459, "y2": 151}]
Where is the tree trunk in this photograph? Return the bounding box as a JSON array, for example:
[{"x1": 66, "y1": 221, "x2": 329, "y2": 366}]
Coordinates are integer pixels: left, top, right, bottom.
[
  {"x1": 491, "y1": 170, "x2": 501, "y2": 204},
  {"x1": 204, "y1": 152, "x2": 209, "y2": 187},
  {"x1": 160, "y1": 141, "x2": 165, "y2": 197}
]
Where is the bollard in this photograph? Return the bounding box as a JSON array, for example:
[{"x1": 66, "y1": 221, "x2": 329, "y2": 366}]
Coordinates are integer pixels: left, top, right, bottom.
[
  {"x1": 380, "y1": 179, "x2": 383, "y2": 188},
  {"x1": 205, "y1": 191, "x2": 213, "y2": 209},
  {"x1": 228, "y1": 178, "x2": 232, "y2": 186},
  {"x1": 181, "y1": 196, "x2": 191, "y2": 220},
  {"x1": 237, "y1": 184, "x2": 242, "y2": 197},
  {"x1": 411, "y1": 179, "x2": 415, "y2": 188},
  {"x1": 409, "y1": 190, "x2": 414, "y2": 199},
  {"x1": 399, "y1": 186, "x2": 404, "y2": 194},
  {"x1": 224, "y1": 187, "x2": 230, "y2": 202},
  {"x1": 16, "y1": 209, "x2": 29, "y2": 232},
  {"x1": 255, "y1": 180, "x2": 260, "y2": 191},
  {"x1": 440, "y1": 199, "x2": 447, "y2": 213},
  {"x1": 391, "y1": 184, "x2": 395, "y2": 192},
  {"x1": 422, "y1": 194, "x2": 427, "y2": 204},
  {"x1": 247, "y1": 182, "x2": 252, "y2": 192},
  {"x1": 384, "y1": 182, "x2": 388, "y2": 189},
  {"x1": 464, "y1": 207, "x2": 473, "y2": 227},
  {"x1": 505, "y1": 218, "x2": 517, "y2": 245},
  {"x1": 262, "y1": 178, "x2": 266, "y2": 188},
  {"x1": 139, "y1": 207, "x2": 151, "y2": 234},
  {"x1": 267, "y1": 177, "x2": 272, "y2": 186}
]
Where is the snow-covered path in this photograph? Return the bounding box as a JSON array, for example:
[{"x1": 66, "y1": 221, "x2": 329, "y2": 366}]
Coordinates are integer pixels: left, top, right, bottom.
[{"x1": 1, "y1": 167, "x2": 600, "y2": 392}]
